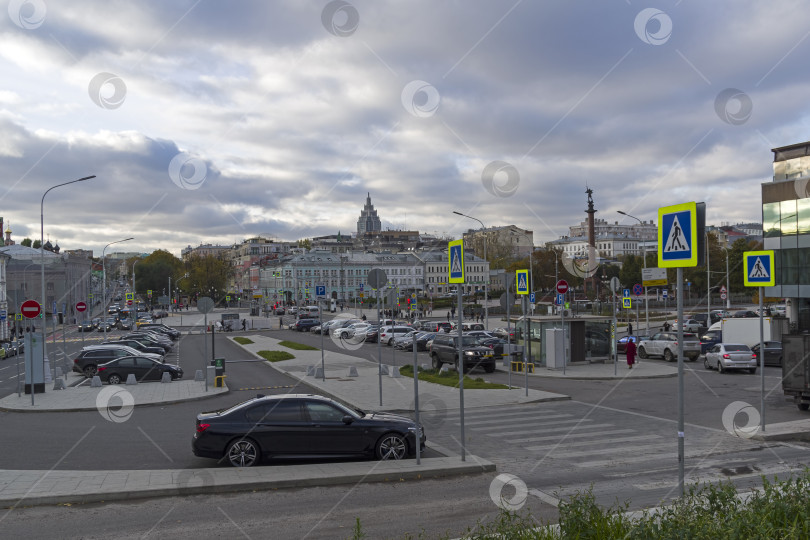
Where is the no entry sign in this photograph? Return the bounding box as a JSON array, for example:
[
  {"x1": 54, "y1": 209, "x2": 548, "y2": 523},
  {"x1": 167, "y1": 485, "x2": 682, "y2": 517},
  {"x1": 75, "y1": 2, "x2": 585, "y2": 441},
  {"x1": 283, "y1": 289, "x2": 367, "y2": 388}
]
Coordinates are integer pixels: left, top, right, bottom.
[
  {"x1": 556, "y1": 280, "x2": 569, "y2": 294},
  {"x1": 21, "y1": 299, "x2": 41, "y2": 319},
  {"x1": 76, "y1": 301, "x2": 87, "y2": 312}
]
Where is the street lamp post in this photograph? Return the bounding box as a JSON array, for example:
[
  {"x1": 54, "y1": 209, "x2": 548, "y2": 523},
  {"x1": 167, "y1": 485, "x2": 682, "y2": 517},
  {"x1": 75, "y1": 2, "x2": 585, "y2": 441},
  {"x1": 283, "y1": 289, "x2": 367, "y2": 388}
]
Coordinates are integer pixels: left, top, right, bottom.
[
  {"x1": 723, "y1": 246, "x2": 731, "y2": 310},
  {"x1": 453, "y1": 211, "x2": 488, "y2": 329},
  {"x1": 132, "y1": 259, "x2": 139, "y2": 300},
  {"x1": 41, "y1": 175, "x2": 95, "y2": 387},
  {"x1": 102, "y1": 237, "x2": 134, "y2": 339},
  {"x1": 617, "y1": 211, "x2": 649, "y2": 335}
]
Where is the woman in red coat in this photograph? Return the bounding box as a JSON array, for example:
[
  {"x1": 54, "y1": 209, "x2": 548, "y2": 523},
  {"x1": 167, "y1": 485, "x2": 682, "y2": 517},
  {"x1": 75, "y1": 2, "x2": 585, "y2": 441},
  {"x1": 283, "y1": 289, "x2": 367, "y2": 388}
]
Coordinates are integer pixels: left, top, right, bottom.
[{"x1": 626, "y1": 338, "x2": 637, "y2": 369}]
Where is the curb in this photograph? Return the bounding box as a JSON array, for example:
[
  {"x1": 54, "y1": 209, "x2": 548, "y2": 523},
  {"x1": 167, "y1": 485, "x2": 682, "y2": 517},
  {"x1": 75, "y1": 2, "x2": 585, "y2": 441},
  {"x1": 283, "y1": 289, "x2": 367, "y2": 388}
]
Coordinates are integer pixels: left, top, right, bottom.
[{"x1": 0, "y1": 454, "x2": 495, "y2": 508}]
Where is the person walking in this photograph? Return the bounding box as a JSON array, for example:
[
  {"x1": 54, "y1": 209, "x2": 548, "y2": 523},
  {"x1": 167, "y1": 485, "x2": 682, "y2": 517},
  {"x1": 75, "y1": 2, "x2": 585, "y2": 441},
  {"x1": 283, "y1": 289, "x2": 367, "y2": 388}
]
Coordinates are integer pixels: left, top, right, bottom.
[
  {"x1": 628, "y1": 322, "x2": 633, "y2": 336},
  {"x1": 446, "y1": 311, "x2": 450, "y2": 322},
  {"x1": 242, "y1": 319, "x2": 247, "y2": 331},
  {"x1": 279, "y1": 316, "x2": 283, "y2": 329},
  {"x1": 626, "y1": 337, "x2": 637, "y2": 369}
]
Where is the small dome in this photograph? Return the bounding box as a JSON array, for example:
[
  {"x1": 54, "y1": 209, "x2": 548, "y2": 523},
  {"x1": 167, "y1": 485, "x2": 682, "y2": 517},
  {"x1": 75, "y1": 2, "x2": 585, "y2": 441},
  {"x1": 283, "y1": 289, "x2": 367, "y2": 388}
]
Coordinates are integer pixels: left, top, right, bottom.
[{"x1": 43, "y1": 240, "x2": 53, "y2": 251}]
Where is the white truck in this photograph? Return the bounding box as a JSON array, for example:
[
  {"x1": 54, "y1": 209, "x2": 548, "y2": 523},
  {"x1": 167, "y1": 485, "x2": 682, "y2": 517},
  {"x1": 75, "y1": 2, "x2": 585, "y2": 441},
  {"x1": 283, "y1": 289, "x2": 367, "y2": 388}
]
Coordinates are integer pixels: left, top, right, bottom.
[{"x1": 709, "y1": 317, "x2": 772, "y2": 347}]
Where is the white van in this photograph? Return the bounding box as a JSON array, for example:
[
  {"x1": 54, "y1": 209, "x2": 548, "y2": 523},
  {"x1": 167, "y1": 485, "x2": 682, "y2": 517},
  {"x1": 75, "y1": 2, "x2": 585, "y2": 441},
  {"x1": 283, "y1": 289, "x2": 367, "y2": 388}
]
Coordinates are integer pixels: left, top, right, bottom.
[{"x1": 304, "y1": 306, "x2": 321, "y2": 317}]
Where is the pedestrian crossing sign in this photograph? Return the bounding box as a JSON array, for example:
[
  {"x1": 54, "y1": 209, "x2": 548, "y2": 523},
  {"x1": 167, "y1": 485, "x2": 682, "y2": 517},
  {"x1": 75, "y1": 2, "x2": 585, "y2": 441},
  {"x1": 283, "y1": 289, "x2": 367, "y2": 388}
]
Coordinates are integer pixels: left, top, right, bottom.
[
  {"x1": 516, "y1": 269, "x2": 529, "y2": 295},
  {"x1": 658, "y1": 202, "x2": 698, "y2": 268},
  {"x1": 623, "y1": 297, "x2": 631, "y2": 309},
  {"x1": 448, "y1": 239, "x2": 465, "y2": 284},
  {"x1": 743, "y1": 250, "x2": 775, "y2": 287}
]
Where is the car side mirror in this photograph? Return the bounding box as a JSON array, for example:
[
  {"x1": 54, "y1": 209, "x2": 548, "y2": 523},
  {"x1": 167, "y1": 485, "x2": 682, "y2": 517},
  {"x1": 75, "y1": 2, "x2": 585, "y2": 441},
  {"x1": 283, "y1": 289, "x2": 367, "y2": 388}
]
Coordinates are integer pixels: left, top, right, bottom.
[{"x1": 342, "y1": 415, "x2": 354, "y2": 425}]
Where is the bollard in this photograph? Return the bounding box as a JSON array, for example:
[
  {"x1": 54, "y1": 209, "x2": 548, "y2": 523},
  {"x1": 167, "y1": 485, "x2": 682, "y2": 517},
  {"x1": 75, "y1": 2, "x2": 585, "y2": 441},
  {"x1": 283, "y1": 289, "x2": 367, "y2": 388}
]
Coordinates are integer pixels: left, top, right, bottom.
[
  {"x1": 126, "y1": 373, "x2": 137, "y2": 385},
  {"x1": 313, "y1": 366, "x2": 324, "y2": 379},
  {"x1": 347, "y1": 366, "x2": 359, "y2": 377},
  {"x1": 389, "y1": 366, "x2": 401, "y2": 378},
  {"x1": 91, "y1": 376, "x2": 103, "y2": 387},
  {"x1": 161, "y1": 372, "x2": 172, "y2": 383},
  {"x1": 439, "y1": 365, "x2": 450, "y2": 374},
  {"x1": 307, "y1": 365, "x2": 316, "y2": 376},
  {"x1": 380, "y1": 364, "x2": 389, "y2": 376}
]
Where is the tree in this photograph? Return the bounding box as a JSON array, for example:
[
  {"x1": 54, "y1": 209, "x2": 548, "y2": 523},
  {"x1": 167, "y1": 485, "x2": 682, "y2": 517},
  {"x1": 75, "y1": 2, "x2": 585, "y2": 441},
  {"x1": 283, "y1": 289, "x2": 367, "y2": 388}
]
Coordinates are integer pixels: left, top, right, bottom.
[
  {"x1": 297, "y1": 238, "x2": 312, "y2": 250},
  {"x1": 129, "y1": 250, "x2": 184, "y2": 302},
  {"x1": 20, "y1": 238, "x2": 32, "y2": 247},
  {"x1": 619, "y1": 254, "x2": 644, "y2": 289},
  {"x1": 185, "y1": 255, "x2": 230, "y2": 301},
  {"x1": 32, "y1": 239, "x2": 41, "y2": 249}
]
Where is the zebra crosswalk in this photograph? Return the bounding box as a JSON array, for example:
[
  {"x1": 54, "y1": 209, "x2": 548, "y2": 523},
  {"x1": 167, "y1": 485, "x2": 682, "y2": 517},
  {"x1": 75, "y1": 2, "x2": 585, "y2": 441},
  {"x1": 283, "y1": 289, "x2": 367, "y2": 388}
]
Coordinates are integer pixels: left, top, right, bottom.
[{"x1": 430, "y1": 403, "x2": 762, "y2": 472}]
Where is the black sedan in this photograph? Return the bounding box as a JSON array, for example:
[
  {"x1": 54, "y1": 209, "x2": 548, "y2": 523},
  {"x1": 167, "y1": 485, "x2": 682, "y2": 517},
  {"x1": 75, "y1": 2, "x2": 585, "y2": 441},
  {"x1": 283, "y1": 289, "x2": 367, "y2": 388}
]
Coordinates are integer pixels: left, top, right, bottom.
[
  {"x1": 97, "y1": 320, "x2": 114, "y2": 332},
  {"x1": 294, "y1": 318, "x2": 320, "y2": 332},
  {"x1": 96, "y1": 356, "x2": 183, "y2": 385},
  {"x1": 751, "y1": 341, "x2": 783, "y2": 367},
  {"x1": 193, "y1": 394, "x2": 426, "y2": 467}
]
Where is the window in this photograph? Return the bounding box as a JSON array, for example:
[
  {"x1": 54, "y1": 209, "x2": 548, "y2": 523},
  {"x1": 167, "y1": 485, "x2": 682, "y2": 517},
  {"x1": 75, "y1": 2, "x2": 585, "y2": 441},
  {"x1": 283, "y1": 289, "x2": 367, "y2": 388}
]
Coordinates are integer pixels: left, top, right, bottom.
[
  {"x1": 781, "y1": 200, "x2": 798, "y2": 236},
  {"x1": 763, "y1": 202, "x2": 781, "y2": 238},
  {"x1": 305, "y1": 401, "x2": 346, "y2": 422},
  {"x1": 245, "y1": 400, "x2": 303, "y2": 423}
]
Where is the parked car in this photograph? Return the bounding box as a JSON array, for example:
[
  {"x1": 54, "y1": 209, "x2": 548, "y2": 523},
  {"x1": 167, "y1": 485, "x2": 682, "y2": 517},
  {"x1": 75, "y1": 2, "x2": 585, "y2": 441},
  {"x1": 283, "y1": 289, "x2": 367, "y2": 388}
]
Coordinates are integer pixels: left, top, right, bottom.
[
  {"x1": 699, "y1": 330, "x2": 723, "y2": 355},
  {"x1": 396, "y1": 332, "x2": 434, "y2": 352},
  {"x1": 104, "y1": 339, "x2": 165, "y2": 357},
  {"x1": 73, "y1": 346, "x2": 163, "y2": 377},
  {"x1": 704, "y1": 343, "x2": 757, "y2": 373},
  {"x1": 492, "y1": 327, "x2": 516, "y2": 340},
  {"x1": 192, "y1": 393, "x2": 426, "y2": 467},
  {"x1": 97, "y1": 356, "x2": 183, "y2": 384},
  {"x1": 477, "y1": 336, "x2": 507, "y2": 358},
  {"x1": 274, "y1": 307, "x2": 285, "y2": 315},
  {"x1": 392, "y1": 330, "x2": 421, "y2": 349},
  {"x1": 295, "y1": 318, "x2": 320, "y2": 332},
  {"x1": 137, "y1": 323, "x2": 180, "y2": 339},
  {"x1": 123, "y1": 333, "x2": 172, "y2": 352},
  {"x1": 379, "y1": 325, "x2": 414, "y2": 346},
  {"x1": 732, "y1": 310, "x2": 759, "y2": 318},
  {"x1": 751, "y1": 341, "x2": 782, "y2": 367},
  {"x1": 637, "y1": 332, "x2": 701, "y2": 362},
  {"x1": 424, "y1": 322, "x2": 453, "y2": 334},
  {"x1": 430, "y1": 333, "x2": 496, "y2": 373},
  {"x1": 288, "y1": 306, "x2": 298, "y2": 315},
  {"x1": 617, "y1": 335, "x2": 648, "y2": 354},
  {"x1": 363, "y1": 325, "x2": 380, "y2": 343}
]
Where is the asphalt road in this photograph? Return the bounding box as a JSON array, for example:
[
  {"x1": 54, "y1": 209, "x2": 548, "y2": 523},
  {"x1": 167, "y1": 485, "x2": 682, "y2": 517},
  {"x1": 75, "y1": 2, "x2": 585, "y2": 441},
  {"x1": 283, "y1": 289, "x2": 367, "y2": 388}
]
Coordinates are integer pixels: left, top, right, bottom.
[{"x1": 2, "y1": 317, "x2": 810, "y2": 539}]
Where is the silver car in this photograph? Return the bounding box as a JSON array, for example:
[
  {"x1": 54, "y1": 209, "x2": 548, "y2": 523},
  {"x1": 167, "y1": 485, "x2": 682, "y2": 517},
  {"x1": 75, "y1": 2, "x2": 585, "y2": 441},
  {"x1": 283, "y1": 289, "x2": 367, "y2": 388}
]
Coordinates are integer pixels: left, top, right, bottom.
[
  {"x1": 638, "y1": 331, "x2": 701, "y2": 362},
  {"x1": 704, "y1": 343, "x2": 757, "y2": 374}
]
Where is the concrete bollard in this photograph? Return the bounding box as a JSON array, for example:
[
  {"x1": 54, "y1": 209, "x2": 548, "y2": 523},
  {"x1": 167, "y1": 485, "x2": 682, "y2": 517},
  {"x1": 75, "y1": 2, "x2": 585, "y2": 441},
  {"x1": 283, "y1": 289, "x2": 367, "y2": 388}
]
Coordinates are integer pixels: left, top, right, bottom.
[
  {"x1": 380, "y1": 364, "x2": 389, "y2": 375},
  {"x1": 439, "y1": 365, "x2": 451, "y2": 374},
  {"x1": 347, "y1": 366, "x2": 359, "y2": 377},
  {"x1": 91, "y1": 376, "x2": 103, "y2": 387},
  {"x1": 206, "y1": 365, "x2": 216, "y2": 386},
  {"x1": 53, "y1": 378, "x2": 66, "y2": 390},
  {"x1": 306, "y1": 365, "x2": 316, "y2": 376},
  {"x1": 389, "y1": 366, "x2": 401, "y2": 378},
  {"x1": 313, "y1": 366, "x2": 324, "y2": 378},
  {"x1": 194, "y1": 370, "x2": 205, "y2": 381},
  {"x1": 126, "y1": 374, "x2": 137, "y2": 385},
  {"x1": 161, "y1": 372, "x2": 172, "y2": 383}
]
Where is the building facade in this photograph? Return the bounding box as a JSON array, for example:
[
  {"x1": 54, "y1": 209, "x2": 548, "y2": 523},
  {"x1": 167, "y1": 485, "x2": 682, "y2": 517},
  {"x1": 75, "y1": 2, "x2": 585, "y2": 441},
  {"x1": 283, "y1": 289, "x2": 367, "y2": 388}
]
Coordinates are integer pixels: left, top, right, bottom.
[
  {"x1": 462, "y1": 225, "x2": 534, "y2": 259},
  {"x1": 763, "y1": 140, "x2": 810, "y2": 329}
]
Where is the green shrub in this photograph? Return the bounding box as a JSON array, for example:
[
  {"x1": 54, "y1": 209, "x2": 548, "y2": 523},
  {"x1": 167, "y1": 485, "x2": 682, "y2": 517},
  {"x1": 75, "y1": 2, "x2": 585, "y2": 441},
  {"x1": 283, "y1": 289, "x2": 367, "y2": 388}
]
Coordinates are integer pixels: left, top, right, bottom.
[
  {"x1": 257, "y1": 350, "x2": 295, "y2": 362},
  {"x1": 278, "y1": 340, "x2": 318, "y2": 350},
  {"x1": 233, "y1": 337, "x2": 253, "y2": 345}
]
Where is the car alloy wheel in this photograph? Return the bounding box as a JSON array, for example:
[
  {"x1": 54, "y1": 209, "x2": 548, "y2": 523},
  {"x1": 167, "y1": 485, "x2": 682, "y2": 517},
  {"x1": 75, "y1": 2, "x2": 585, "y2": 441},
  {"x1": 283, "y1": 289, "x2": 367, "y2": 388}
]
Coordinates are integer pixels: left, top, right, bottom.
[
  {"x1": 431, "y1": 354, "x2": 442, "y2": 370},
  {"x1": 107, "y1": 374, "x2": 122, "y2": 385},
  {"x1": 718, "y1": 362, "x2": 725, "y2": 374},
  {"x1": 638, "y1": 347, "x2": 648, "y2": 359},
  {"x1": 84, "y1": 365, "x2": 97, "y2": 378},
  {"x1": 664, "y1": 349, "x2": 674, "y2": 362},
  {"x1": 376, "y1": 433, "x2": 407, "y2": 460},
  {"x1": 227, "y1": 439, "x2": 259, "y2": 467},
  {"x1": 704, "y1": 357, "x2": 711, "y2": 370}
]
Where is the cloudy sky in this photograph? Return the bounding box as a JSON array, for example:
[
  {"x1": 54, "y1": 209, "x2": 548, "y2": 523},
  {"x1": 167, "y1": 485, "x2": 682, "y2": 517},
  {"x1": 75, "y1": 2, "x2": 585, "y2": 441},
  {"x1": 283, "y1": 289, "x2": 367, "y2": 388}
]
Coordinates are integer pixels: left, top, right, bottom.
[{"x1": 0, "y1": 0, "x2": 807, "y2": 257}]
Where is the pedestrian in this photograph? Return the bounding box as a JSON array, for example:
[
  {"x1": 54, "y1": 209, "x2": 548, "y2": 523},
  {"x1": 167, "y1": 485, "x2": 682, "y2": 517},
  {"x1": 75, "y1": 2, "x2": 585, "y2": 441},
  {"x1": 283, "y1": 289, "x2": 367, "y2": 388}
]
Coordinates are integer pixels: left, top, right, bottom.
[
  {"x1": 242, "y1": 319, "x2": 247, "y2": 331},
  {"x1": 446, "y1": 311, "x2": 450, "y2": 322},
  {"x1": 628, "y1": 322, "x2": 633, "y2": 335},
  {"x1": 663, "y1": 321, "x2": 671, "y2": 331},
  {"x1": 626, "y1": 337, "x2": 637, "y2": 369},
  {"x1": 279, "y1": 316, "x2": 283, "y2": 329},
  {"x1": 362, "y1": 314, "x2": 367, "y2": 321}
]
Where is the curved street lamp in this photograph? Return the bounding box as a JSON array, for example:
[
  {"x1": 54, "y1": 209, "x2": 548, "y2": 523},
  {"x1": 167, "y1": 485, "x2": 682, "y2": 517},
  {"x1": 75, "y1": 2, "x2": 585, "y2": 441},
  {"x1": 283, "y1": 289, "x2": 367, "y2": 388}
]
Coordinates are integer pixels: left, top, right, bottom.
[
  {"x1": 102, "y1": 237, "x2": 134, "y2": 338},
  {"x1": 40, "y1": 175, "x2": 95, "y2": 388},
  {"x1": 453, "y1": 211, "x2": 489, "y2": 329},
  {"x1": 617, "y1": 210, "x2": 649, "y2": 335}
]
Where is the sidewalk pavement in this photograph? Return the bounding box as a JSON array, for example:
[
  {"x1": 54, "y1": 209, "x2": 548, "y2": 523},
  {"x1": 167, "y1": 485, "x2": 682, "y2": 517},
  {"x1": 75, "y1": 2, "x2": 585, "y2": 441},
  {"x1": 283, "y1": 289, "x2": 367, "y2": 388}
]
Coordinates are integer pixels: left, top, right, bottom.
[
  {"x1": 0, "y1": 371, "x2": 229, "y2": 412},
  {"x1": 234, "y1": 334, "x2": 571, "y2": 412},
  {"x1": 0, "y1": 442, "x2": 493, "y2": 508}
]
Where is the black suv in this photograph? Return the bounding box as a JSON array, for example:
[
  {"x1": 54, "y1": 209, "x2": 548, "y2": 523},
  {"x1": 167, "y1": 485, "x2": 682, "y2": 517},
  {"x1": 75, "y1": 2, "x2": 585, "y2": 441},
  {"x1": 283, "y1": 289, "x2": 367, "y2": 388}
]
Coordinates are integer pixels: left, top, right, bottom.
[
  {"x1": 430, "y1": 334, "x2": 496, "y2": 373},
  {"x1": 73, "y1": 347, "x2": 162, "y2": 377}
]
